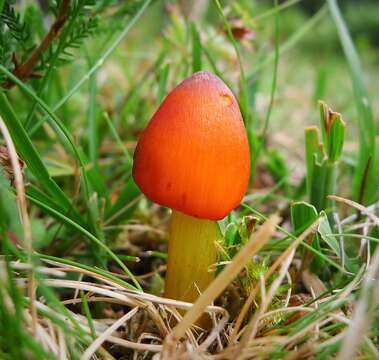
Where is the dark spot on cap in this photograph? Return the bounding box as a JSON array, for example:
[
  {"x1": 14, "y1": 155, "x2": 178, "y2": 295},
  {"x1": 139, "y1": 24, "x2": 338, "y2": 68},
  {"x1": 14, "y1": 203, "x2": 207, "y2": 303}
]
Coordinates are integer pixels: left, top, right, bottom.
[
  {"x1": 166, "y1": 182, "x2": 172, "y2": 191},
  {"x1": 220, "y1": 93, "x2": 232, "y2": 106}
]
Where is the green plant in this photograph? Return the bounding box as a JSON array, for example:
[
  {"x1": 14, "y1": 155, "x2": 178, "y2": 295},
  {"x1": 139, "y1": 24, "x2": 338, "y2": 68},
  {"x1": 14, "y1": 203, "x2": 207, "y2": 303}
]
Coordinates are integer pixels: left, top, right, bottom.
[
  {"x1": 0, "y1": 0, "x2": 378, "y2": 358},
  {"x1": 305, "y1": 101, "x2": 345, "y2": 214}
]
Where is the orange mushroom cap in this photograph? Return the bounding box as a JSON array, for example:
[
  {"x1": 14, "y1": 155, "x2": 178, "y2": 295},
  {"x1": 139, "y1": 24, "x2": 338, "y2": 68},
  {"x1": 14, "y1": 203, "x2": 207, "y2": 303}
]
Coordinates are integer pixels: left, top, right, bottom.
[{"x1": 132, "y1": 71, "x2": 250, "y2": 220}]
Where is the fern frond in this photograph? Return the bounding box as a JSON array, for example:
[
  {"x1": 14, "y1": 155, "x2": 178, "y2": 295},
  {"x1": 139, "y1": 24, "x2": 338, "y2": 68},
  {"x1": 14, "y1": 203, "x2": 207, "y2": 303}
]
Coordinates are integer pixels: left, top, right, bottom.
[{"x1": 0, "y1": 3, "x2": 30, "y2": 43}]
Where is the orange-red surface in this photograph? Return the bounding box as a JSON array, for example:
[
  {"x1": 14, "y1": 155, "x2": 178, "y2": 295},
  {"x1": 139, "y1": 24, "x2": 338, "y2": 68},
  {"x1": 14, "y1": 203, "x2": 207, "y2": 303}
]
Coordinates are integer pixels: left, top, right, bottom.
[{"x1": 133, "y1": 71, "x2": 250, "y2": 220}]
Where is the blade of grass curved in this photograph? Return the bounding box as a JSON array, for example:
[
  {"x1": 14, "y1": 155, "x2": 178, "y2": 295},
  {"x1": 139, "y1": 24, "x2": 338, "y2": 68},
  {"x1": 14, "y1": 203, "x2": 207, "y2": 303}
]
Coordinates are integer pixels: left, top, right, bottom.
[
  {"x1": 38, "y1": 254, "x2": 138, "y2": 290},
  {"x1": 27, "y1": 194, "x2": 142, "y2": 291},
  {"x1": 27, "y1": 185, "x2": 84, "y2": 227},
  {"x1": 0, "y1": 93, "x2": 76, "y2": 216},
  {"x1": 0, "y1": 66, "x2": 92, "y2": 203}
]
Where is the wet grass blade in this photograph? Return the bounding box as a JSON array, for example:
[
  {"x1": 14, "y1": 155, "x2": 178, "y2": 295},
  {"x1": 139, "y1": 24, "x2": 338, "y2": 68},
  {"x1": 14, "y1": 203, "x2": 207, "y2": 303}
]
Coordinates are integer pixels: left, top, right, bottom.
[
  {"x1": 157, "y1": 63, "x2": 169, "y2": 105},
  {"x1": 327, "y1": 0, "x2": 377, "y2": 204},
  {"x1": 191, "y1": 23, "x2": 202, "y2": 73}
]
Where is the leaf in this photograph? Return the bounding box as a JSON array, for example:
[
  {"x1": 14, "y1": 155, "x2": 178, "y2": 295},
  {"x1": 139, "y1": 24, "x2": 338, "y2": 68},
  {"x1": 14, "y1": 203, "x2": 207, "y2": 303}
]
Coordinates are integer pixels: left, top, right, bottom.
[
  {"x1": 319, "y1": 101, "x2": 329, "y2": 153},
  {"x1": 87, "y1": 65, "x2": 98, "y2": 169},
  {"x1": 266, "y1": 149, "x2": 288, "y2": 184},
  {"x1": 327, "y1": 113, "x2": 345, "y2": 163},
  {"x1": 305, "y1": 126, "x2": 324, "y2": 196},
  {"x1": 105, "y1": 176, "x2": 140, "y2": 224},
  {"x1": 318, "y1": 211, "x2": 340, "y2": 258},
  {"x1": 238, "y1": 215, "x2": 258, "y2": 244},
  {"x1": 26, "y1": 185, "x2": 84, "y2": 227},
  {"x1": 224, "y1": 222, "x2": 239, "y2": 248},
  {"x1": 291, "y1": 201, "x2": 318, "y2": 234},
  {"x1": 0, "y1": 92, "x2": 75, "y2": 215},
  {"x1": 310, "y1": 158, "x2": 328, "y2": 212},
  {"x1": 327, "y1": 0, "x2": 378, "y2": 204},
  {"x1": 191, "y1": 23, "x2": 202, "y2": 73},
  {"x1": 157, "y1": 63, "x2": 169, "y2": 105},
  {"x1": 319, "y1": 101, "x2": 345, "y2": 163},
  {"x1": 0, "y1": 169, "x2": 23, "y2": 241},
  {"x1": 28, "y1": 0, "x2": 153, "y2": 135},
  {"x1": 0, "y1": 66, "x2": 93, "y2": 205}
]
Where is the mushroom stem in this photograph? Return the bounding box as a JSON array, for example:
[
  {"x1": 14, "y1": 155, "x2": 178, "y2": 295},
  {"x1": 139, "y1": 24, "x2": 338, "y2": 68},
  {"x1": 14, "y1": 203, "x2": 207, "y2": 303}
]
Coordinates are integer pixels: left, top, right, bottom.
[{"x1": 164, "y1": 210, "x2": 219, "y2": 303}]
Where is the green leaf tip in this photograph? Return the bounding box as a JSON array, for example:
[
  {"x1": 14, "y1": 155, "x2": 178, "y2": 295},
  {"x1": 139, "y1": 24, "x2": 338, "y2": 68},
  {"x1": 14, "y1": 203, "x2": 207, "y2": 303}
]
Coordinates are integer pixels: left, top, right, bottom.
[{"x1": 318, "y1": 101, "x2": 346, "y2": 162}]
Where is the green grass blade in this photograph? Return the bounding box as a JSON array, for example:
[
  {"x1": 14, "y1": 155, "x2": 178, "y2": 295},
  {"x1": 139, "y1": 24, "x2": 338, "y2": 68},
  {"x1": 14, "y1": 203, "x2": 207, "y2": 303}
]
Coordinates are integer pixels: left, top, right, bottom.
[
  {"x1": 26, "y1": 185, "x2": 84, "y2": 227},
  {"x1": 261, "y1": 0, "x2": 280, "y2": 141},
  {"x1": 213, "y1": 0, "x2": 250, "y2": 124},
  {"x1": 103, "y1": 111, "x2": 133, "y2": 169},
  {"x1": 291, "y1": 201, "x2": 318, "y2": 233},
  {"x1": 249, "y1": 5, "x2": 328, "y2": 75},
  {"x1": 305, "y1": 126, "x2": 323, "y2": 197},
  {"x1": 87, "y1": 68, "x2": 99, "y2": 170},
  {"x1": 105, "y1": 177, "x2": 140, "y2": 224},
  {"x1": 0, "y1": 92, "x2": 74, "y2": 213},
  {"x1": 191, "y1": 23, "x2": 202, "y2": 73},
  {"x1": 328, "y1": 114, "x2": 346, "y2": 163},
  {"x1": 39, "y1": 254, "x2": 139, "y2": 290},
  {"x1": 23, "y1": 2, "x2": 85, "y2": 130},
  {"x1": 80, "y1": 290, "x2": 96, "y2": 339},
  {"x1": 0, "y1": 66, "x2": 92, "y2": 204},
  {"x1": 327, "y1": 0, "x2": 377, "y2": 204},
  {"x1": 242, "y1": 203, "x2": 346, "y2": 273},
  {"x1": 318, "y1": 212, "x2": 340, "y2": 258},
  {"x1": 157, "y1": 63, "x2": 169, "y2": 105},
  {"x1": 27, "y1": 193, "x2": 142, "y2": 291}
]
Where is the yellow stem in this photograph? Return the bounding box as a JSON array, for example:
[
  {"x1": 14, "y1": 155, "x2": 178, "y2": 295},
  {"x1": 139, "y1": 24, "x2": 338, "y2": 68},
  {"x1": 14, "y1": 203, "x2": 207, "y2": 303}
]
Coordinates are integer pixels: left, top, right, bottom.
[{"x1": 164, "y1": 211, "x2": 219, "y2": 303}]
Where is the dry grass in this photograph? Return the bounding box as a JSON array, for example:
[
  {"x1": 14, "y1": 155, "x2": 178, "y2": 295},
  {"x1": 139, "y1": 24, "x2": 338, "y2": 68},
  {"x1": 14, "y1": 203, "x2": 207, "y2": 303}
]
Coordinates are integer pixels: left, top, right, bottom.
[{"x1": 2, "y1": 196, "x2": 378, "y2": 359}]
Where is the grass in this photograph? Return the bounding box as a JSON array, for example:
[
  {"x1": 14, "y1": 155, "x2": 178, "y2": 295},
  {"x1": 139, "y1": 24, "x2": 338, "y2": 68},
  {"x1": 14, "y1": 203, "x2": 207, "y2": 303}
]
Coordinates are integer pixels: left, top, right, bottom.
[{"x1": 0, "y1": 0, "x2": 379, "y2": 359}]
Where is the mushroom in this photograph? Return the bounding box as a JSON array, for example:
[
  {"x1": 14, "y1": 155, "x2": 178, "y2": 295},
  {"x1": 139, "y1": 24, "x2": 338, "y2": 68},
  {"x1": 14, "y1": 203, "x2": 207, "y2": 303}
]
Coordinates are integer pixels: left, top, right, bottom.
[{"x1": 133, "y1": 71, "x2": 250, "y2": 303}]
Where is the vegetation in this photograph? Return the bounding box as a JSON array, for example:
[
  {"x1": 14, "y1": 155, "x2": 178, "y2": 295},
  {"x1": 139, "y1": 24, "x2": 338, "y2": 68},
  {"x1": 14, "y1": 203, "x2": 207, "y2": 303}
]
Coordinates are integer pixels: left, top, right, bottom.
[{"x1": 0, "y1": 0, "x2": 378, "y2": 359}]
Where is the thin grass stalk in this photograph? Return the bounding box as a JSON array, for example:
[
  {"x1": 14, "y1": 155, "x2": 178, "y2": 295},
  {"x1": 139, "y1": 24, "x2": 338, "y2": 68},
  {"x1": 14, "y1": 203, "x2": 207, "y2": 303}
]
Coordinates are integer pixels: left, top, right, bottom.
[
  {"x1": 213, "y1": 0, "x2": 249, "y2": 122},
  {"x1": 329, "y1": 195, "x2": 379, "y2": 227},
  {"x1": 337, "y1": 245, "x2": 379, "y2": 359},
  {"x1": 81, "y1": 307, "x2": 139, "y2": 360},
  {"x1": 327, "y1": 0, "x2": 377, "y2": 205},
  {"x1": 0, "y1": 116, "x2": 37, "y2": 332}
]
